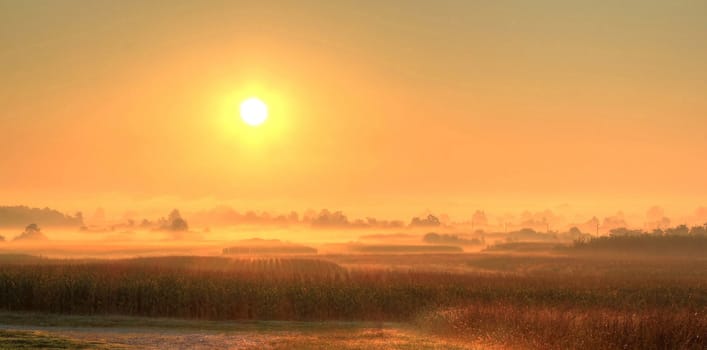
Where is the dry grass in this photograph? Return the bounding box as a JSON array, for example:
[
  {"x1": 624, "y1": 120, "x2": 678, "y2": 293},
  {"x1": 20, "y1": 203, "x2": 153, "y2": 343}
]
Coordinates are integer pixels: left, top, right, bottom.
[
  {"x1": 417, "y1": 304, "x2": 705, "y2": 349},
  {"x1": 0, "y1": 254, "x2": 704, "y2": 348}
]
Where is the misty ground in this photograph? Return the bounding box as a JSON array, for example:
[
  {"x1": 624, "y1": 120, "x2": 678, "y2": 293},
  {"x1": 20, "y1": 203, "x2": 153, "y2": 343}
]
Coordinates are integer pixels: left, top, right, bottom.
[{"x1": 0, "y1": 313, "x2": 481, "y2": 350}]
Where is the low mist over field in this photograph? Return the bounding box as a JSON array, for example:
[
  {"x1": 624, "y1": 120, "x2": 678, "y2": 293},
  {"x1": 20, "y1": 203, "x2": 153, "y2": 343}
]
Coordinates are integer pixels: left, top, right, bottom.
[{"x1": 0, "y1": 205, "x2": 705, "y2": 259}]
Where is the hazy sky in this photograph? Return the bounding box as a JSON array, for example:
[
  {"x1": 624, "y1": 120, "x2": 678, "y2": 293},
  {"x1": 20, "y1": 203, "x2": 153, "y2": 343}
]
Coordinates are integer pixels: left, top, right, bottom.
[{"x1": 1, "y1": 1, "x2": 706, "y2": 219}]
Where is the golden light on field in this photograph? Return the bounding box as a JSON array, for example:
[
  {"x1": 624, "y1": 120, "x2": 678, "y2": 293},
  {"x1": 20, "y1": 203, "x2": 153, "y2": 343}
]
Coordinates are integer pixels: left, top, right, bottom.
[{"x1": 240, "y1": 97, "x2": 268, "y2": 126}]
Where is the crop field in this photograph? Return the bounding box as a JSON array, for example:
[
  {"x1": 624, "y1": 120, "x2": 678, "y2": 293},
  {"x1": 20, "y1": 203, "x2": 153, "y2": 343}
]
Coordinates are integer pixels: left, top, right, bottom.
[{"x1": 0, "y1": 253, "x2": 704, "y2": 349}]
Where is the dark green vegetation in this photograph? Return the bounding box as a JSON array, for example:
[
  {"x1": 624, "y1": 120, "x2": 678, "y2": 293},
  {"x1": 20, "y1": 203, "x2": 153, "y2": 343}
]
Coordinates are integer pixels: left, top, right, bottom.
[{"x1": 0, "y1": 254, "x2": 704, "y2": 349}]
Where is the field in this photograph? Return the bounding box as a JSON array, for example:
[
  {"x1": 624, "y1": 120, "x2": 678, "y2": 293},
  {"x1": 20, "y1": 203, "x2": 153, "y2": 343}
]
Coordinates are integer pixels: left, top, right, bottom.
[
  {"x1": 0, "y1": 314, "x2": 476, "y2": 350},
  {"x1": 0, "y1": 251, "x2": 704, "y2": 349}
]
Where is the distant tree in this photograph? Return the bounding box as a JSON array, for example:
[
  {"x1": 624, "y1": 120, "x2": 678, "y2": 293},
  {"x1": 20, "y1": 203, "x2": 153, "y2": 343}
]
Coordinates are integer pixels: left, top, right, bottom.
[
  {"x1": 166, "y1": 209, "x2": 189, "y2": 231},
  {"x1": 244, "y1": 211, "x2": 259, "y2": 223},
  {"x1": 602, "y1": 213, "x2": 628, "y2": 232},
  {"x1": 273, "y1": 214, "x2": 288, "y2": 224},
  {"x1": 26, "y1": 223, "x2": 39, "y2": 233},
  {"x1": 586, "y1": 216, "x2": 600, "y2": 235},
  {"x1": 665, "y1": 224, "x2": 689, "y2": 236},
  {"x1": 688, "y1": 225, "x2": 707, "y2": 237},
  {"x1": 352, "y1": 219, "x2": 367, "y2": 227},
  {"x1": 410, "y1": 214, "x2": 441, "y2": 227},
  {"x1": 302, "y1": 209, "x2": 318, "y2": 223},
  {"x1": 563, "y1": 226, "x2": 585, "y2": 240},
  {"x1": 14, "y1": 223, "x2": 48, "y2": 241},
  {"x1": 311, "y1": 209, "x2": 349, "y2": 227},
  {"x1": 0, "y1": 206, "x2": 83, "y2": 228}
]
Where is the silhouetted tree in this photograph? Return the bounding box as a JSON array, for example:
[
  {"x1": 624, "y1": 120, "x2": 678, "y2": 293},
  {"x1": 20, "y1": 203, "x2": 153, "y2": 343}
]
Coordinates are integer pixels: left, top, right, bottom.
[
  {"x1": 410, "y1": 214, "x2": 441, "y2": 227},
  {"x1": 14, "y1": 223, "x2": 48, "y2": 241},
  {"x1": 0, "y1": 206, "x2": 83, "y2": 228},
  {"x1": 665, "y1": 224, "x2": 689, "y2": 236},
  {"x1": 166, "y1": 209, "x2": 189, "y2": 231},
  {"x1": 602, "y1": 215, "x2": 628, "y2": 232},
  {"x1": 689, "y1": 225, "x2": 707, "y2": 237},
  {"x1": 311, "y1": 209, "x2": 349, "y2": 227},
  {"x1": 563, "y1": 226, "x2": 587, "y2": 240}
]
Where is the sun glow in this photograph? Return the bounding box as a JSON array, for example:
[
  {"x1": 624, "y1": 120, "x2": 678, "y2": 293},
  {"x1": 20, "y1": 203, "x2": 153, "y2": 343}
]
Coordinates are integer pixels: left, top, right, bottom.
[{"x1": 240, "y1": 97, "x2": 268, "y2": 126}]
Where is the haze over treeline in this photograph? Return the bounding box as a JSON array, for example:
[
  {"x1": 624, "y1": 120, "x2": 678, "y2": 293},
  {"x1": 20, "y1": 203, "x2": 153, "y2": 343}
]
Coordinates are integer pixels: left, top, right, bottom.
[
  {"x1": 1, "y1": 204, "x2": 706, "y2": 236},
  {"x1": 0, "y1": 206, "x2": 83, "y2": 228}
]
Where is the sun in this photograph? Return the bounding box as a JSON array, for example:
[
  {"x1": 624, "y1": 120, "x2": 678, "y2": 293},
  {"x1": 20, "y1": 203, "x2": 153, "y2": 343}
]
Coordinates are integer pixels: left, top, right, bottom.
[{"x1": 240, "y1": 97, "x2": 268, "y2": 126}]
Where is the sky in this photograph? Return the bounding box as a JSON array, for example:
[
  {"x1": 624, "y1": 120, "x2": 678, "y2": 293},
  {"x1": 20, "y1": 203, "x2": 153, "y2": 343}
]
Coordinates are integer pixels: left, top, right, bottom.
[{"x1": 1, "y1": 0, "x2": 706, "y2": 220}]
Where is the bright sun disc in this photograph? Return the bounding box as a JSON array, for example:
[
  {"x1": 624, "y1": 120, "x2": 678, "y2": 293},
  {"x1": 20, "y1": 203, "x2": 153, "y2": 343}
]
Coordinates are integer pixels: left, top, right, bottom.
[{"x1": 240, "y1": 97, "x2": 268, "y2": 126}]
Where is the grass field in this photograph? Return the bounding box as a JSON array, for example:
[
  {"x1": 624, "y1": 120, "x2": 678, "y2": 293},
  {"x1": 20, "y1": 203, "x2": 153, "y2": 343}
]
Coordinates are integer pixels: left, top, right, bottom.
[{"x1": 0, "y1": 253, "x2": 704, "y2": 349}]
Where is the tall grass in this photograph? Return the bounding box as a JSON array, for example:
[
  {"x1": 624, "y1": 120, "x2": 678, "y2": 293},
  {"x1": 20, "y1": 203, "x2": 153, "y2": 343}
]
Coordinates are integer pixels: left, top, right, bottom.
[
  {"x1": 417, "y1": 304, "x2": 705, "y2": 350},
  {"x1": 0, "y1": 255, "x2": 703, "y2": 348}
]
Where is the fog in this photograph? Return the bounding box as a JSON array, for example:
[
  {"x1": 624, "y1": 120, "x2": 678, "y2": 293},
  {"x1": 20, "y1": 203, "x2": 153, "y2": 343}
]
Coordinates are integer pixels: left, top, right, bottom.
[{"x1": 0, "y1": 204, "x2": 705, "y2": 259}]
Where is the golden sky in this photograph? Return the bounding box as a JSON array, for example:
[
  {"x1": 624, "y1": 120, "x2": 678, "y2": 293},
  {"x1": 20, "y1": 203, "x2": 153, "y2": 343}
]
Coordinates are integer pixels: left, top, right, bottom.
[{"x1": 1, "y1": 1, "x2": 706, "y2": 219}]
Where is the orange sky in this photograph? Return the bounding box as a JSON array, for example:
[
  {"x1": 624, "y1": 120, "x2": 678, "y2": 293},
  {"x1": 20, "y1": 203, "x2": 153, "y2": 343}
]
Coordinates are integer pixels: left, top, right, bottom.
[{"x1": 1, "y1": 1, "x2": 706, "y2": 220}]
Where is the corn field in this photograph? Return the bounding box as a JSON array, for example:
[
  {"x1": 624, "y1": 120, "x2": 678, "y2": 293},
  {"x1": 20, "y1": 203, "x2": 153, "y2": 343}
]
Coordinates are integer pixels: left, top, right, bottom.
[{"x1": 0, "y1": 255, "x2": 704, "y2": 348}]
